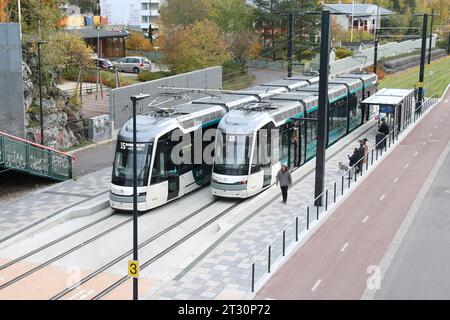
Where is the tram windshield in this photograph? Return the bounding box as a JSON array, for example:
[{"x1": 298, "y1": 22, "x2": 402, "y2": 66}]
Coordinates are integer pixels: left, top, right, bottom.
[
  {"x1": 112, "y1": 141, "x2": 153, "y2": 187},
  {"x1": 213, "y1": 131, "x2": 252, "y2": 176}
]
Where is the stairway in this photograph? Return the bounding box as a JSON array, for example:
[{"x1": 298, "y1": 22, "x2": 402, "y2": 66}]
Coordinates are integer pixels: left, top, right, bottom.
[{"x1": 0, "y1": 131, "x2": 74, "y2": 181}]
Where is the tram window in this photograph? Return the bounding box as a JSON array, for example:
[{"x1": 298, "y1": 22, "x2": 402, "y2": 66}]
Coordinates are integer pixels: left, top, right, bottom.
[
  {"x1": 151, "y1": 142, "x2": 167, "y2": 184},
  {"x1": 112, "y1": 142, "x2": 152, "y2": 187}
]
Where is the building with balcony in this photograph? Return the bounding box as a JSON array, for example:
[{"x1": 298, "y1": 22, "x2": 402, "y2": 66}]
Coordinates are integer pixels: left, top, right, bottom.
[{"x1": 100, "y1": 0, "x2": 161, "y2": 32}]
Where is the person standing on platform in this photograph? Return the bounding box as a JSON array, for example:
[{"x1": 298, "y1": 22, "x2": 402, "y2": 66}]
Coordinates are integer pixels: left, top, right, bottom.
[
  {"x1": 379, "y1": 118, "x2": 390, "y2": 136},
  {"x1": 348, "y1": 148, "x2": 360, "y2": 177},
  {"x1": 363, "y1": 138, "x2": 369, "y2": 164},
  {"x1": 276, "y1": 165, "x2": 292, "y2": 204},
  {"x1": 358, "y1": 140, "x2": 365, "y2": 172}
]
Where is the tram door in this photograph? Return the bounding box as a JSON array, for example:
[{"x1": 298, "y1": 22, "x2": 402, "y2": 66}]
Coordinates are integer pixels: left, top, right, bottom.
[
  {"x1": 259, "y1": 128, "x2": 272, "y2": 188},
  {"x1": 165, "y1": 141, "x2": 180, "y2": 201},
  {"x1": 292, "y1": 126, "x2": 301, "y2": 168}
]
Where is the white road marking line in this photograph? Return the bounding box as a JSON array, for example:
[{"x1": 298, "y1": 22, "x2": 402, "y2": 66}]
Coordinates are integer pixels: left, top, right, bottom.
[
  {"x1": 311, "y1": 279, "x2": 322, "y2": 292},
  {"x1": 69, "y1": 290, "x2": 95, "y2": 300},
  {"x1": 435, "y1": 126, "x2": 438, "y2": 129},
  {"x1": 0, "y1": 276, "x2": 5, "y2": 281},
  {"x1": 414, "y1": 151, "x2": 419, "y2": 156},
  {"x1": 265, "y1": 298, "x2": 275, "y2": 300},
  {"x1": 379, "y1": 194, "x2": 386, "y2": 201},
  {"x1": 362, "y1": 216, "x2": 370, "y2": 223},
  {"x1": 429, "y1": 133, "x2": 432, "y2": 137},
  {"x1": 445, "y1": 99, "x2": 449, "y2": 104},
  {"x1": 394, "y1": 177, "x2": 399, "y2": 183},
  {"x1": 340, "y1": 242, "x2": 349, "y2": 253},
  {"x1": 422, "y1": 141, "x2": 426, "y2": 145},
  {"x1": 405, "y1": 163, "x2": 409, "y2": 169},
  {"x1": 441, "y1": 119, "x2": 444, "y2": 122}
]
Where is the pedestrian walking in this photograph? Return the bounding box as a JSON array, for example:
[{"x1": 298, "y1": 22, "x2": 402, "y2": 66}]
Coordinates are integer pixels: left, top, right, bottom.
[{"x1": 276, "y1": 165, "x2": 292, "y2": 204}]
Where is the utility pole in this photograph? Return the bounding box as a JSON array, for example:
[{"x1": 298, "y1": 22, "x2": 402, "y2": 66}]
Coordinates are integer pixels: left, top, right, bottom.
[
  {"x1": 314, "y1": 10, "x2": 330, "y2": 207},
  {"x1": 373, "y1": 29, "x2": 379, "y2": 75},
  {"x1": 417, "y1": 14, "x2": 428, "y2": 112},
  {"x1": 38, "y1": 41, "x2": 44, "y2": 145},
  {"x1": 287, "y1": 12, "x2": 294, "y2": 77},
  {"x1": 428, "y1": 9, "x2": 434, "y2": 64},
  {"x1": 129, "y1": 93, "x2": 150, "y2": 300}
]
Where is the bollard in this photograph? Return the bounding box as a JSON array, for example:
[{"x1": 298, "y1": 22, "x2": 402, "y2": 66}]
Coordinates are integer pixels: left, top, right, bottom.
[
  {"x1": 348, "y1": 170, "x2": 351, "y2": 188},
  {"x1": 371, "y1": 149, "x2": 374, "y2": 166},
  {"x1": 366, "y1": 157, "x2": 369, "y2": 171},
  {"x1": 295, "y1": 216, "x2": 298, "y2": 241},
  {"x1": 341, "y1": 175, "x2": 344, "y2": 195},
  {"x1": 334, "y1": 182, "x2": 336, "y2": 203},
  {"x1": 307, "y1": 206, "x2": 310, "y2": 230},
  {"x1": 268, "y1": 246, "x2": 271, "y2": 273},
  {"x1": 355, "y1": 168, "x2": 357, "y2": 182},
  {"x1": 251, "y1": 263, "x2": 255, "y2": 292},
  {"x1": 376, "y1": 148, "x2": 378, "y2": 160},
  {"x1": 282, "y1": 230, "x2": 286, "y2": 256},
  {"x1": 325, "y1": 189, "x2": 328, "y2": 211},
  {"x1": 316, "y1": 203, "x2": 319, "y2": 220}
]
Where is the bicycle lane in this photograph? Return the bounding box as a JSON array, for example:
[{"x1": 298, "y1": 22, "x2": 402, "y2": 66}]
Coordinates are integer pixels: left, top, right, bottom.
[{"x1": 255, "y1": 89, "x2": 450, "y2": 299}]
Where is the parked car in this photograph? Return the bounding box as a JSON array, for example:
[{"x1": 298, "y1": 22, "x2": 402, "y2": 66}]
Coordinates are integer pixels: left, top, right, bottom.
[
  {"x1": 113, "y1": 56, "x2": 151, "y2": 73},
  {"x1": 94, "y1": 58, "x2": 115, "y2": 70}
]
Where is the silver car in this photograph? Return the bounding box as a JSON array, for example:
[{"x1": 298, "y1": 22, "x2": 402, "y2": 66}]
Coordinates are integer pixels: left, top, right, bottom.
[{"x1": 113, "y1": 56, "x2": 151, "y2": 73}]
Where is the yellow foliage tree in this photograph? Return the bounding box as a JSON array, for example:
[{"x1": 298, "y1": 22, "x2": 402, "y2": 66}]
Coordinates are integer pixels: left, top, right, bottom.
[
  {"x1": 125, "y1": 31, "x2": 153, "y2": 51},
  {"x1": 0, "y1": 0, "x2": 11, "y2": 22},
  {"x1": 160, "y1": 19, "x2": 229, "y2": 74}
]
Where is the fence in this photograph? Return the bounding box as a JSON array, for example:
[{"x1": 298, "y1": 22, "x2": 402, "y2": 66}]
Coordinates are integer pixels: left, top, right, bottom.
[
  {"x1": 250, "y1": 94, "x2": 439, "y2": 292},
  {"x1": 0, "y1": 131, "x2": 74, "y2": 181}
]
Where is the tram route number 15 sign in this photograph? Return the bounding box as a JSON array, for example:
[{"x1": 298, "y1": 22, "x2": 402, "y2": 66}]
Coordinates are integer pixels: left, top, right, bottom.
[{"x1": 128, "y1": 260, "x2": 140, "y2": 278}]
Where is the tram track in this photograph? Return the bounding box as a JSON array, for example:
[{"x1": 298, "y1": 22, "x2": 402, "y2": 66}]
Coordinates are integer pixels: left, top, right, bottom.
[
  {"x1": 0, "y1": 198, "x2": 220, "y2": 294},
  {"x1": 0, "y1": 211, "x2": 117, "y2": 272},
  {"x1": 51, "y1": 198, "x2": 233, "y2": 300}
]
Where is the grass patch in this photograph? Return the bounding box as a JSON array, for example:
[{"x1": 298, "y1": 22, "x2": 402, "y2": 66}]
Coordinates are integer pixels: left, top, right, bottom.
[
  {"x1": 379, "y1": 55, "x2": 450, "y2": 98},
  {"x1": 222, "y1": 74, "x2": 256, "y2": 90}
]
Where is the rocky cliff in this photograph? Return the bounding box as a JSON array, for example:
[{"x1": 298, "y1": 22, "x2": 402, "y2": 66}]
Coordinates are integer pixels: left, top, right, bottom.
[{"x1": 22, "y1": 44, "x2": 84, "y2": 150}]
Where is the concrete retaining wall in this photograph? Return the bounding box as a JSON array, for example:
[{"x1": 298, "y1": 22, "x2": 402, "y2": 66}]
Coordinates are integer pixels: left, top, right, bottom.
[
  {"x1": 109, "y1": 66, "x2": 222, "y2": 130},
  {"x1": 0, "y1": 23, "x2": 25, "y2": 138}
]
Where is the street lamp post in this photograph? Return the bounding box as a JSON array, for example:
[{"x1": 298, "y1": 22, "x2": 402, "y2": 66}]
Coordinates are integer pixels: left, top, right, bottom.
[
  {"x1": 416, "y1": 14, "x2": 428, "y2": 111},
  {"x1": 37, "y1": 40, "x2": 47, "y2": 145},
  {"x1": 129, "y1": 93, "x2": 150, "y2": 300},
  {"x1": 428, "y1": 9, "x2": 434, "y2": 65}
]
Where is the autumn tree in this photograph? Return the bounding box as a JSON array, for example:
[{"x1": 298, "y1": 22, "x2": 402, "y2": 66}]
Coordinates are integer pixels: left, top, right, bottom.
[
  {"x1": 6, "y1": 0, "x2": 63, "y2": 38},
  {"x1": 160, "y1": 19, "x2": 229, "y2": 74},
  {"x1": 159, "y1": 0, "x2": 213, "y2": 27},
  {"x1": 125, "y1": 32, "x2": 153, "y2": 51}
]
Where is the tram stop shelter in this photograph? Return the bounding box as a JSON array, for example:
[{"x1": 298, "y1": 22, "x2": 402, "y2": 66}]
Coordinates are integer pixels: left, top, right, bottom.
[{"x1": 361, "y1": 88, "x2": 415, "y2": 131}]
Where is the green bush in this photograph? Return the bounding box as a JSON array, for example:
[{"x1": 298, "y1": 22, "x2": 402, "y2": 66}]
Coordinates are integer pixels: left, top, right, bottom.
[
  {"x1": 137, "y1": 71, "x2": 173, "y2": 82},
  {"x1": 335, "y1": 47, "x2": 352, "y2": 60},
  {"x1": 298, "y1": 49, "x2": 315, "y2": 61},
  {"x1": 222, "y1": 60, "x2": 245, "y2": 82}
]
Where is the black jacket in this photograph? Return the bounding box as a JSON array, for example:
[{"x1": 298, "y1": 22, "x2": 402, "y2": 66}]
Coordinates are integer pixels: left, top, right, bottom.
[
  {"x1": 379, "y1": 122, "x2": 389, "y2": 135},
  {"x1": 349, "y1": 152, "x2": 359, "y2": 167}
]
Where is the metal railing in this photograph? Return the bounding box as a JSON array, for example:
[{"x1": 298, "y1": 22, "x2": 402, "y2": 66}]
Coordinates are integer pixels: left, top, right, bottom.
[
  {"x1": 250, "y1": 94, "x2": 439, "y2": 292},
  {"x1": 0, "y1": 131, "x2": 74, "y2": 181}
]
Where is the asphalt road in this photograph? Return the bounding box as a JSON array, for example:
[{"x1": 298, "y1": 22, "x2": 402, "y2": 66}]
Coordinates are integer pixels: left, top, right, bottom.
[
  {"x1": 256, "y1": 90, "x2": 450, "y2": 299},
  {"x1": 72, "y1": 141, "x2": 116, "y2": 177}
]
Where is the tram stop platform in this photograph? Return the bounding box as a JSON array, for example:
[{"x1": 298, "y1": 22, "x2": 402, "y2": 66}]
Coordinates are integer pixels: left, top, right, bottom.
[{"x1": 143, "y1": 95, "x2": 441, "y2": 300}]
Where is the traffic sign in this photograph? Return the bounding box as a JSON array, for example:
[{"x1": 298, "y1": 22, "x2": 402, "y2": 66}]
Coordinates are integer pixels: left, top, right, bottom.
[{"x1": 128, "y1": 260, "x2": 139, "y2": 278}]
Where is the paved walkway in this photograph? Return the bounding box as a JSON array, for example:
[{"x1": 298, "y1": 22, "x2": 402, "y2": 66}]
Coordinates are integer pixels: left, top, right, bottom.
[
  {"x1": 255, "y1": 94, "x2": 448, "y2": 299},
  {"x1": 0, "y1": 167, "x2": 111, "y2": 243},
  {"x1": 144, "y1": 113, "x2": 419, "y2": 299}
]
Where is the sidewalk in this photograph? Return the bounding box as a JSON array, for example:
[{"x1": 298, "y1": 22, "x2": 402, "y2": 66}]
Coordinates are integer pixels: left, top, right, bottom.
[
  {"x1": 144, "y1": 118, "x2": 398, "y2": 300},
  {"x1": 0, "y1": 166, "x2": 111, "y2": 244}
]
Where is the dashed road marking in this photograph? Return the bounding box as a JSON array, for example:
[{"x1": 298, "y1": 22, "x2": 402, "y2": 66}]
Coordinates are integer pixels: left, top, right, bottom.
[
  {"x1": 441, "y1": 119, "x2": 444, "y2": 122},
  {"x1": 379, "y1": 194, "x2": 386, "y2": 201},
  {"x1": 340, "y1": 242, "x2": 349, "y2": 253},
  {"x1": 429, "y1": 133, "x2": 433, "y2": 137},
  {"x1": 422, "y1": 141, "x2": 426, "y2": 145},
  {"x1": 362, "y1": 216, "x2": 370, "y2": 223},
  {"x1": 414, "y1": 151, "x2": 419, "y2": 156},
  {"x1": 405, "y1": 163, "x2": 409, "y2": 169},
  {"x1": 435, "y1": 126, "x2": 438, "y2": 129},
  {"x1": 444, "y1": 99, "x2": 449, "y2": 104},
  {"x1": 311, "y1": 279, "x2": 322, "y2": 292},
  {"x1": 394, "y1": 177, "x2": 399, "y2": 183},
  {"x1": 69, "y1": 290, "x2": 96, "y2": 300}
]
